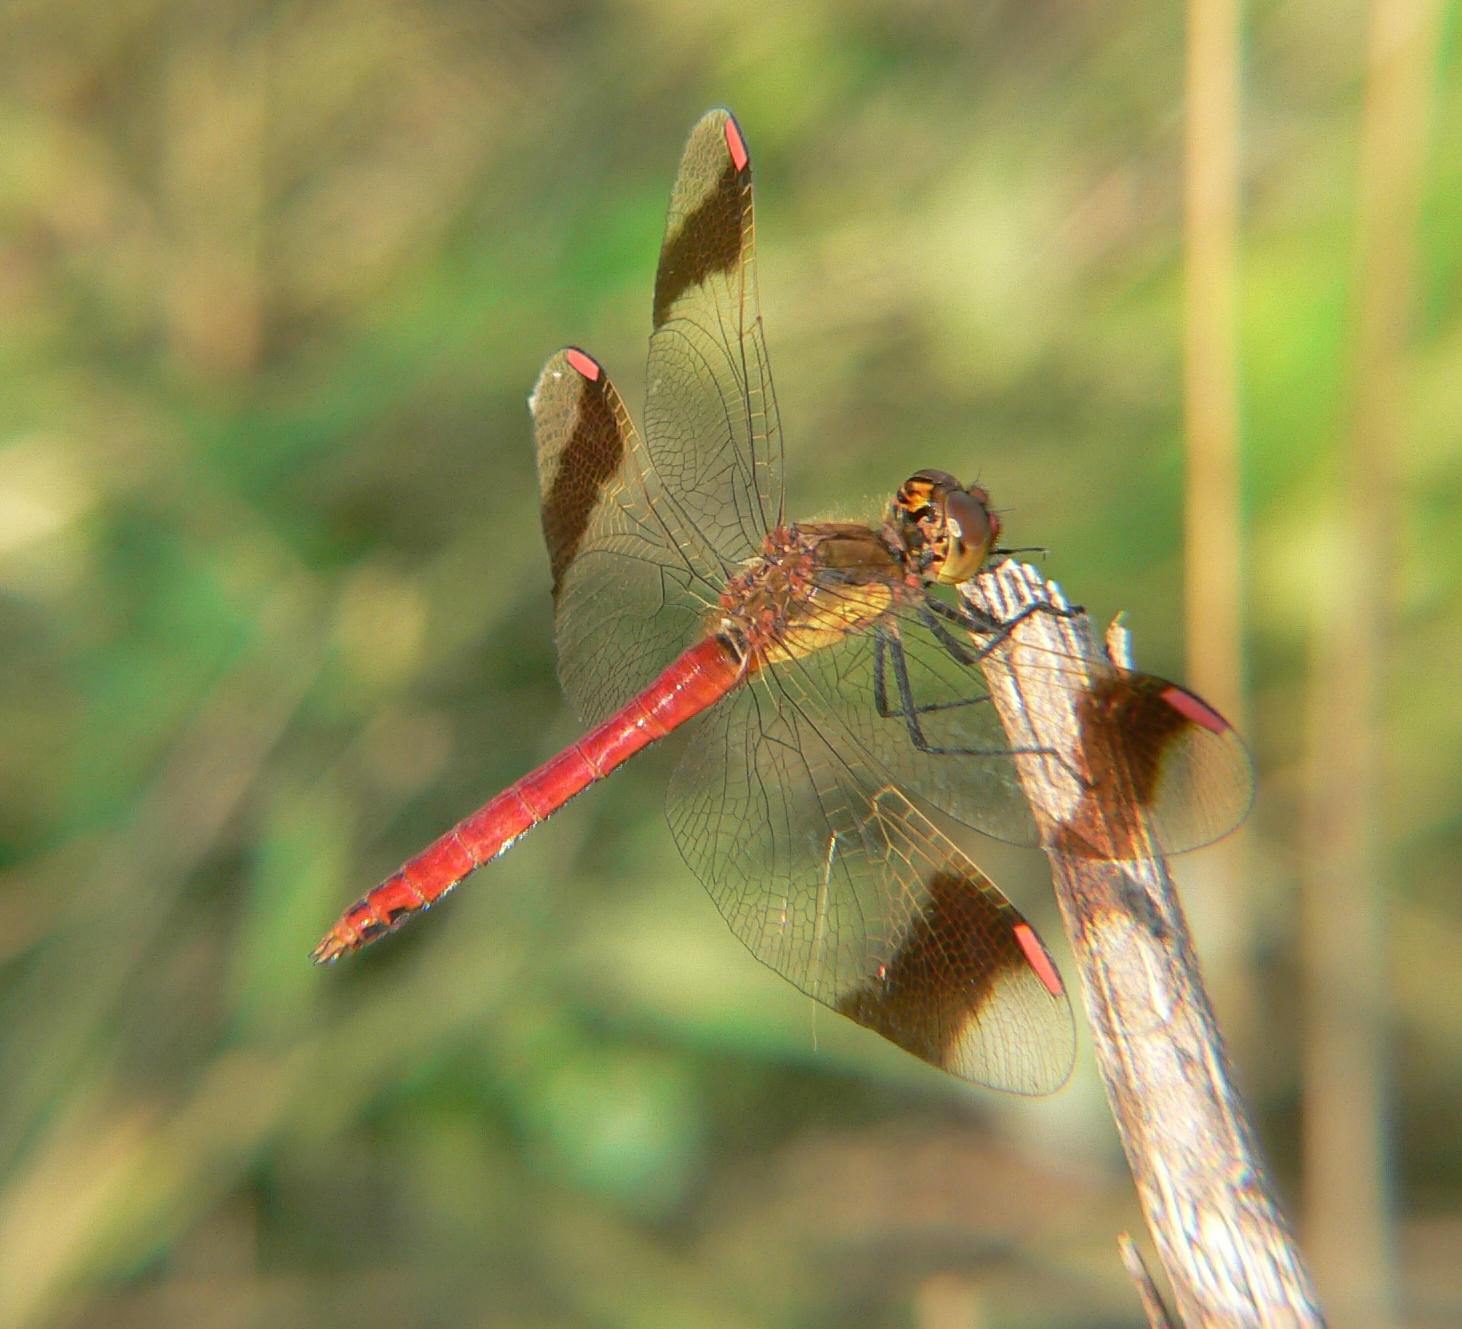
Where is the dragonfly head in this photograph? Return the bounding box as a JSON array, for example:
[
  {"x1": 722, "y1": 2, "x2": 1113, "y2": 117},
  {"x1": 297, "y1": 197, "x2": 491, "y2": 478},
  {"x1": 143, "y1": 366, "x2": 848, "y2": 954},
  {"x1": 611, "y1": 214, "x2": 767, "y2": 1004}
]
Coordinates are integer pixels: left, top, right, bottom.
[{"x1": 892, "y1": 470, "x2": 1000, "y2": 585}]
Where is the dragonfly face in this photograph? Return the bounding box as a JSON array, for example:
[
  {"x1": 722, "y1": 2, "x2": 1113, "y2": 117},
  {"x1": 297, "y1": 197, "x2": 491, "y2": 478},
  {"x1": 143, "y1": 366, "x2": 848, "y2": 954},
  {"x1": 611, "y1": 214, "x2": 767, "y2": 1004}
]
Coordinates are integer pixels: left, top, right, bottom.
[{"x1": 890, "y1": 470, "x2": 1001, "y2": 586}]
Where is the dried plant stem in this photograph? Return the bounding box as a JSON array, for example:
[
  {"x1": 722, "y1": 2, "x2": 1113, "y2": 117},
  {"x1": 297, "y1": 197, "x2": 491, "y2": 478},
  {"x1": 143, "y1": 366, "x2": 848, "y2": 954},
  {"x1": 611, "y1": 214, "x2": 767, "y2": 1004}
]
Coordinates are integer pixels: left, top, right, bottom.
[
  {"x1": 1298, "y1": 0, "x2": 1444, "y2": 1323},
  {"x1": 965, "y1": 561, "x2": 1324, "y2": 1328},
  {"x1": 1182, "y1": 0, "x2": 1254, "y2": 1058},
  {"x1": 1183, "y1": 0, "x2": 1244, "y2": 727}
]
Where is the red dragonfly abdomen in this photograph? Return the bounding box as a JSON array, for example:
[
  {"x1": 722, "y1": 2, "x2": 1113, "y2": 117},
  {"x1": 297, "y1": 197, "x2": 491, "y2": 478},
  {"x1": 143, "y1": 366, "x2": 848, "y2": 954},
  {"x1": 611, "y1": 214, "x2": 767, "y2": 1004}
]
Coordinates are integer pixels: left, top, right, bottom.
[{"x1": 310, "y1": 634, "x2": 744, "y2": 963}]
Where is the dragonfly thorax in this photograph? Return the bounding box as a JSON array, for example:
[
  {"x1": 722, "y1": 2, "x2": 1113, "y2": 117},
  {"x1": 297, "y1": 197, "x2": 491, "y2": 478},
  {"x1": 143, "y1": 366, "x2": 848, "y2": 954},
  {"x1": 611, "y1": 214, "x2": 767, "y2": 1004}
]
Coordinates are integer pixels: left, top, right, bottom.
[
  {"x1": 717, "y1": 522, "x2": 906, "y2": 667},
  {"x1": 889, "y1": 470, "x2": 1000, "y2": 586}
]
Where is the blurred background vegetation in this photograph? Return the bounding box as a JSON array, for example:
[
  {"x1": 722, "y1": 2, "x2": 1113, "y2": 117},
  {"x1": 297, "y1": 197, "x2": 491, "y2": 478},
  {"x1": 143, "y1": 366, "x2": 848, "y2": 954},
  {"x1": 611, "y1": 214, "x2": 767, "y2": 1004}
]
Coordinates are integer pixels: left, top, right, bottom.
[{"x1": 1, "y1": 0, "x2": 1458, "y2": 1325}]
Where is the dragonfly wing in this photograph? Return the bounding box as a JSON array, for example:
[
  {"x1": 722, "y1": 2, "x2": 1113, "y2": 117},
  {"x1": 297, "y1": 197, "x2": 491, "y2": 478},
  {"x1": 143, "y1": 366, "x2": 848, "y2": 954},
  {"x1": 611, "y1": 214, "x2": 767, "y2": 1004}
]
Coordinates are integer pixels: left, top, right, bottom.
[
  {"x1": 532, "y1": 349, "x2": 717, "y2": 727},
  {"x1": 1060, "y1": 669, "x2": 1255, "y2": 857},
  {"x1": 644, "y1": 108, "x2": 782, "y2": 566},
  {"x1": 667, "y1": 675, "x2": 1074, "y2": 1094},
  {"x1": 769, "y1": 594, "x2": 1044, "y2": 846},
  {"x1": 531, "y1": 108, "x2": 780, "y2": 727},
  {"x1": 778, "y1": 588, "x2": 1253, "y2": 858}
]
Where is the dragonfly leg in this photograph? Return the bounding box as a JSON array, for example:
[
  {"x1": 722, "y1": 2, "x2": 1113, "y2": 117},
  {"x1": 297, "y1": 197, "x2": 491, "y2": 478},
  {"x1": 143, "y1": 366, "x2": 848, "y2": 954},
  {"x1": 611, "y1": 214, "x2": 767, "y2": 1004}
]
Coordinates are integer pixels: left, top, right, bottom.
[
  {"x1": 918, "y1": 600, "x2": 994, "y2": 666},
  {"x1": 872, "y1": 618, "x2": 1094, "y2": 796},
  {"x1": 923, "y1": 600, "x2": 1099, "y2": 790},
  {"x1": 873, "y1": 599, "x2": 1079, "y2": 724},
  {"x1": 871, "y1": 605, "x2": 996, "y2": 720},
  {"x1": 926, "y1": 597, "x2": 1086, "y2": 662},
  {"x1": 872, "y1": 629, "x2": 989, "y2": 723},
  {"x1": 875, "y1": 627, "x2": 1052, "y2": 760}
]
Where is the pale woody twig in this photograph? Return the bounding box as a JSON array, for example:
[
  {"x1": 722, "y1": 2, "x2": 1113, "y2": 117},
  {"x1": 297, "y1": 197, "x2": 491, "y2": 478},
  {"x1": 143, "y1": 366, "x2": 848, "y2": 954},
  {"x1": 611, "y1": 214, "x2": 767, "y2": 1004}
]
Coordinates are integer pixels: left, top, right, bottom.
[
  {"x1": 1122, "y1": 1232, "x2": 1178, "y2": 1329},
  {"x1": 963, "y1": 560, "x2": 1325, "y2": 1329}
]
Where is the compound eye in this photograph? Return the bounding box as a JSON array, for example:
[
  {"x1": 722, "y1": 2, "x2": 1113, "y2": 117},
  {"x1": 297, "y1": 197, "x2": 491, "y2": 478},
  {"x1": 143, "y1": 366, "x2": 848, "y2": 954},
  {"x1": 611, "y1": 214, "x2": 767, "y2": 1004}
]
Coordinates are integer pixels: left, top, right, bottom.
[{"x1": 935, "y1": 488, "x2": 996, "y2": 584}]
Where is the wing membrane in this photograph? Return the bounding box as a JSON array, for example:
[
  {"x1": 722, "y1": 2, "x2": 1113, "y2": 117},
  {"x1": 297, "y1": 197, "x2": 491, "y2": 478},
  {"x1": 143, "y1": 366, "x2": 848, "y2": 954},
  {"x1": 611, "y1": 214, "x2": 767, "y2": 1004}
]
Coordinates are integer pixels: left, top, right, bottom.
[
  {"x1": 645, "y1": 108, "x2": 781, "y2": 567},
  {"x1": 764, "y1": 580, "x2": 1253, "y2": 858},
  {"x1": 531, "y1": 349, "x2": 716, "y2": 726},
  {"x1": 531, "y1": 108, "x2": 780, "y2": 725},
  {"x1": 667, "y1": 672, "x2": 1074, "y2": 1094}
]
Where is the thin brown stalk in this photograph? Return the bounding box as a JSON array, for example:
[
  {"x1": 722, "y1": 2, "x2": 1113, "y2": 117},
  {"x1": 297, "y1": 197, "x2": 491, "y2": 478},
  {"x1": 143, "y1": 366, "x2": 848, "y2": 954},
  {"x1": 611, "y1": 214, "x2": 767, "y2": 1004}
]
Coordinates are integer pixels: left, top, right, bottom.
[
  {"x1": 1298, "y1": 0, "x2": 1444, "y2": 1323},
  {"x1": 1182, "y1": 0, "x2": 1253, "y2": 1051},
  {"x1": 1183, "y1": 0, "x2": 1244, "y2": 726}
]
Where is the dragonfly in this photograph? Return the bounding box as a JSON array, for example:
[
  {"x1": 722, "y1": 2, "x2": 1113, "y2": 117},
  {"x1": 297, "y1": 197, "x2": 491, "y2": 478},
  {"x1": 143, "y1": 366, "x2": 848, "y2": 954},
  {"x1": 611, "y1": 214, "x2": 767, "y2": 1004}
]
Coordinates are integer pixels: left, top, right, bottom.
[{"x1": 313, "y1": 109, "x2": 1253, "y2": 1094}]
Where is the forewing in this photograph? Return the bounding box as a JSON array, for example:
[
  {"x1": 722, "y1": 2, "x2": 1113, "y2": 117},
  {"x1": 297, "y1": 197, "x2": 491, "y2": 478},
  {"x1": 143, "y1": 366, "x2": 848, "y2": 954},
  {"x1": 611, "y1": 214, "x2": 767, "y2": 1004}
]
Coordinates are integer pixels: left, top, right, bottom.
[
  {"x1": 531, "y1": 348, "x2": 718, "y2": 726},
  {"x1": 645, "y1": 108, "x2": 781, "y2": 567},
  {"x1": 667, "y1": 674, "x2": 1074, "y2": 1094}
]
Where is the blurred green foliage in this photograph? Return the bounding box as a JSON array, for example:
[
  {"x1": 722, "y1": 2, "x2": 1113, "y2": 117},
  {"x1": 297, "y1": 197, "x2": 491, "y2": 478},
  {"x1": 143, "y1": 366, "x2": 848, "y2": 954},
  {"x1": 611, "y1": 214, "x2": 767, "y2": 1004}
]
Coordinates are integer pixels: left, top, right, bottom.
[{"x1": 1, "y1": 1, "x2": 1459, "y2": 1325}]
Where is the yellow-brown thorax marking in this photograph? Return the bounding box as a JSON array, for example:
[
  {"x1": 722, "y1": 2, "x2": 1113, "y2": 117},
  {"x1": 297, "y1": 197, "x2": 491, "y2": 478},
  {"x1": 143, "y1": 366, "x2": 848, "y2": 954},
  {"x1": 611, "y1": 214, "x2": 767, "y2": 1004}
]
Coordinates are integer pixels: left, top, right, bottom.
[{"x1": 719, "y1": 524, "x2": 904, "y2": 669}]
